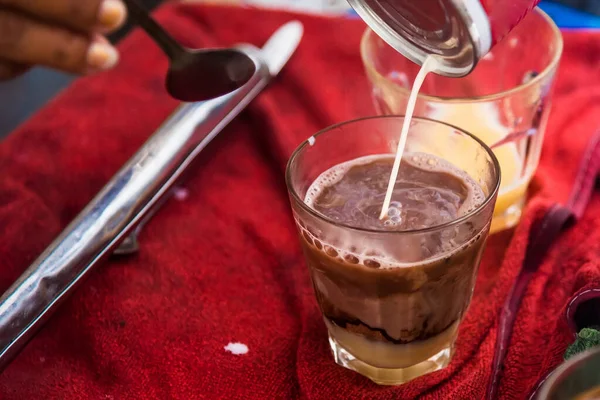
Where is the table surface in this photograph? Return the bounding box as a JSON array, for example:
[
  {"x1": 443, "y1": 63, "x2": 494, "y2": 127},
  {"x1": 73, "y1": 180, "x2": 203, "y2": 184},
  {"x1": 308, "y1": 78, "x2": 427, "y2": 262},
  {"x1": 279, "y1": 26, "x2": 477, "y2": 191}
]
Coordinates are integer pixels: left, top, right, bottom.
[{"x1": 0, "y1": 0, "x2": 598, "y2": 140}]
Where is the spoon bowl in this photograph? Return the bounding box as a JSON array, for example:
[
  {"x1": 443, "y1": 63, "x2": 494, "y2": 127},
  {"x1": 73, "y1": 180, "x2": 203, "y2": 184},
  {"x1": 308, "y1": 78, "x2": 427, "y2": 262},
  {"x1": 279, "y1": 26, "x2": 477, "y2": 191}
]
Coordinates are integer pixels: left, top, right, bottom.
[
  {"x1": 123, "y1": 0, "x2": 255, "y2": 102},
  {"x1": 167, "y1": 48, "x2": 256, "y2": 102}
]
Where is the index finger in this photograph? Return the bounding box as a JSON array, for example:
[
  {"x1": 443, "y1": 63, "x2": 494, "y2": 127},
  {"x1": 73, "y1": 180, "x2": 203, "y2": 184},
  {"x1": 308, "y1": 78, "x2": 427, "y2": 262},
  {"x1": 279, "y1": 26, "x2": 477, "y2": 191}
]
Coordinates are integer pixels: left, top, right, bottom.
[{"x1": 0, "y1": 0, "x2": 127, "y2": 33}]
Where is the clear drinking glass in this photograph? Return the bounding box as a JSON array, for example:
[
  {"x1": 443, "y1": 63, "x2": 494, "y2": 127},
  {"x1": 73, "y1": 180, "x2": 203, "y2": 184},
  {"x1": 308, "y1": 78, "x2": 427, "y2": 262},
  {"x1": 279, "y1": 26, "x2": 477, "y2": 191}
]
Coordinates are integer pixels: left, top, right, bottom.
[
  {"x1": 361, "y1": 8, "x2": 563, "y2": 233},
  {"x1": 286, "y1": 116, "x2": 500, "y2": 385}
]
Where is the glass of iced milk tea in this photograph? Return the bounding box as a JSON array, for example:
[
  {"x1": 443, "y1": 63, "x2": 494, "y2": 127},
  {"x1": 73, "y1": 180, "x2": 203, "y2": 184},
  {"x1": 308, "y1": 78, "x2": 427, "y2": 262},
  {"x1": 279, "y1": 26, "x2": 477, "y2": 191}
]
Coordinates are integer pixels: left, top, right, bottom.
[
  {"x1": 361, "y1": 8, "x2": 562, "y2": 233},
  {"x1": 286, "y1": 116, "x2": 500, "y2": 385}
]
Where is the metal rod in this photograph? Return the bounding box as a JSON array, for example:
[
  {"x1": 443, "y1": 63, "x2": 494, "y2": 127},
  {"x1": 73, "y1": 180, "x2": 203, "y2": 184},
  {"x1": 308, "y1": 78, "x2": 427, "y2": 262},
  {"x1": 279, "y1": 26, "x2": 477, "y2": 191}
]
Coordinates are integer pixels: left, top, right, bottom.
[{"x1": 0, "y1": 46, "x2": 270, "y2": 372}]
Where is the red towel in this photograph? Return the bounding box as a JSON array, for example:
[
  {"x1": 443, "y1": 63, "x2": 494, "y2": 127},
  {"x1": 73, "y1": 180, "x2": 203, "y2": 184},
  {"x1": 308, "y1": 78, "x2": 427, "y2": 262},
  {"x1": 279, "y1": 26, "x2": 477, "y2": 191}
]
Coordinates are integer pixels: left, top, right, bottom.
[{"x1": 0, "y1": 4, "x2": 599, "y2": 399}]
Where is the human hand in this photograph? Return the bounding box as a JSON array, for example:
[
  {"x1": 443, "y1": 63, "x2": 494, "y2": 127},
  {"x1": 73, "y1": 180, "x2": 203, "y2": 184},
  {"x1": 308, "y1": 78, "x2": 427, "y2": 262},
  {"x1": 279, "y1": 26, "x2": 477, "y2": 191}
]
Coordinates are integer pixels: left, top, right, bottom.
[{"x1": 0, "y1": 0, "x2": 127, "y2": 80}]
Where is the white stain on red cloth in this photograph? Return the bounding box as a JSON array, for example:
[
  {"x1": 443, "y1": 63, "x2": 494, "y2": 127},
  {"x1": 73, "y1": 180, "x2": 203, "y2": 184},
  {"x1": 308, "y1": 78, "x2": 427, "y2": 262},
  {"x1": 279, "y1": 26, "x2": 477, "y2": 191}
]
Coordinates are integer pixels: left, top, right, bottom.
[
  {"x1": 174, "y1": 187, "x2": 189, "y2": 201},
  {"x1": 224, "y1": 342, "x2": 248, "y2": 355}
]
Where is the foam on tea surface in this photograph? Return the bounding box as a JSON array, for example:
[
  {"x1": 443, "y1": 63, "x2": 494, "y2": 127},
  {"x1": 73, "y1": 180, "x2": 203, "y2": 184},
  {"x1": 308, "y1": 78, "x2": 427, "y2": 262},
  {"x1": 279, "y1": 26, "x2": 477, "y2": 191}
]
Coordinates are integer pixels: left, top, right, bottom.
[{"x1": 305, "y1": 153, "x2": 484, "y2": 231}]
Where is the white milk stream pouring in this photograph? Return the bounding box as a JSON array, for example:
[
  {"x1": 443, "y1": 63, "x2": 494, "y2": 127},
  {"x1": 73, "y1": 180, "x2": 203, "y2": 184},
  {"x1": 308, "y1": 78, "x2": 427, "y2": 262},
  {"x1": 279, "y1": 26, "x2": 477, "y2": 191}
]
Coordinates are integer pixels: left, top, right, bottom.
[{"x1": 379, "y1": 55, "x2": 439, "y2": 219}]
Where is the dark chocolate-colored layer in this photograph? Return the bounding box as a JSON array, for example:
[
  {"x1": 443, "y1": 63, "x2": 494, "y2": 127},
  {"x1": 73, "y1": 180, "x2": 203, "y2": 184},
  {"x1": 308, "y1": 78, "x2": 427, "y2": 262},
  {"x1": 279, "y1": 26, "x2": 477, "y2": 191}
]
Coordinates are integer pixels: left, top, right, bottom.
[{"x1": 325, "y1": 315, "x2": 457, "y2": 345}]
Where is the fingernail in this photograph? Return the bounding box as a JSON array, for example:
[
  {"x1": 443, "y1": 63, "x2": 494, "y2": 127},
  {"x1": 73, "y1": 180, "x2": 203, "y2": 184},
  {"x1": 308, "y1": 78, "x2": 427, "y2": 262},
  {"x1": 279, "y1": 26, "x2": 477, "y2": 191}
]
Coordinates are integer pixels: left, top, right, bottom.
[
  {"x1": 87, "y1": 42, "x2": 119, "y2": 71},
  {"x1": 98, "y1": 0, "x2": 127, "y2": 31}
]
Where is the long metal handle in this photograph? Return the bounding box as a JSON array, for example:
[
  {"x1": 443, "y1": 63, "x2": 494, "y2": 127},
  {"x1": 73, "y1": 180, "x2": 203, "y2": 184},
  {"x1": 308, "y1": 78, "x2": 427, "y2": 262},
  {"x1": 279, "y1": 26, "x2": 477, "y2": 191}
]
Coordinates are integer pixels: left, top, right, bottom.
[{"x1": 0, "y1": 46, "x2": 271, "y2": 372}]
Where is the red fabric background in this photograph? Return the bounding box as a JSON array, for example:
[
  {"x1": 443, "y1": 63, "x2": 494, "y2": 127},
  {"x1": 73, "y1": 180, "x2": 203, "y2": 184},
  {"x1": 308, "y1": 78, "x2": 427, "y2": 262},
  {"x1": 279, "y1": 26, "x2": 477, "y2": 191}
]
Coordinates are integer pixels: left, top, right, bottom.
[{"x1": 0, "y1": 4, "x2": 599, "y2": 399}]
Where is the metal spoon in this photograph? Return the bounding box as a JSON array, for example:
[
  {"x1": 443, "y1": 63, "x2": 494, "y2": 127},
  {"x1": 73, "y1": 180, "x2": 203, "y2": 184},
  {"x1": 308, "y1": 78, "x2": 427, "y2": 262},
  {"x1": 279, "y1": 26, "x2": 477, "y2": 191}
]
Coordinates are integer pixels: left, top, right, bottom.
[{"x1": 122, "y1": 0, "x2": 256, "y2": 101}]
